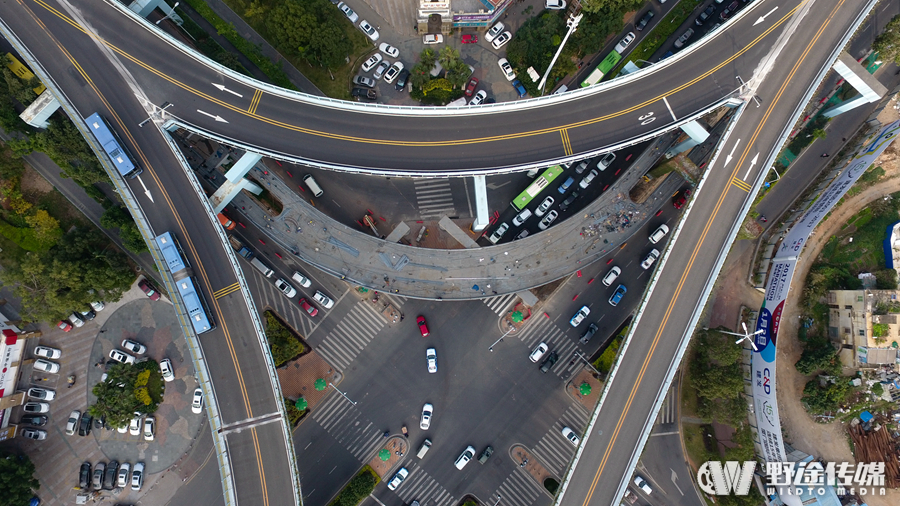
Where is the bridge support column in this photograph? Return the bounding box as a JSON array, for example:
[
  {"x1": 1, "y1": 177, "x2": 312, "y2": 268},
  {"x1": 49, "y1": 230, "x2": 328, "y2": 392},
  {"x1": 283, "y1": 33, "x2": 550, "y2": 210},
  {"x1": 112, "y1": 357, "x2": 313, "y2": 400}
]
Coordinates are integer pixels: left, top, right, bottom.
[
  {"x1": 128, "y1": 0, "x2": 183, "y2": 25},
  {"x1": 822, "y1": 52, "x2": 888, "y2": 118},
  {"x1": 209, "y1": 152, "x2": 264, "y2": 213},
  {"x1": 665, "y1": 120, "x2": 710, "y2": 158},
  {"x1": 471, "y1": 175, "x2": 490, "y2": 232}
]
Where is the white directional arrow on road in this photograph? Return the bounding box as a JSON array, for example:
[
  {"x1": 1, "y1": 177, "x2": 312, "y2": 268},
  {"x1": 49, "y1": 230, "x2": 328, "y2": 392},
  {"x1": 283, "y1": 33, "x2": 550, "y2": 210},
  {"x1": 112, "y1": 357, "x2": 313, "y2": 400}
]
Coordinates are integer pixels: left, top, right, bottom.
[
  {"x1": 197, "y1": 110, "x2": 228, "y2": 123},
  {"x1": 137, "y1": 175, "x2": 153, "y2": 202},
  {"x1": 486, "y1": 181, "x2": 511, "y2": 190},
  {"x1": 725, "y1": 139, "x2": 740, "y2": 166},
  {"x1": 671, "y1": 468, "x2": 684, "y2": 495},
  {"x1": 742, "y1": 153, "x2": 759, "y2": 180},
  {"x1": 212, "y1": 83, "x2": 243, "y2": 98},
  {"x1": 753, "y1": 7, "x2": 779, "y2": 26}
]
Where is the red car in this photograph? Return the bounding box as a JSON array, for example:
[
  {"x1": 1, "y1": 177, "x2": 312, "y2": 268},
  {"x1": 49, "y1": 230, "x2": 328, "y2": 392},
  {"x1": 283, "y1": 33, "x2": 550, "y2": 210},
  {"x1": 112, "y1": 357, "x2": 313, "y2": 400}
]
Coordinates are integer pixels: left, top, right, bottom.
[
  {"x1": 299, "y1": 298, "x2": 318, "y2": 317},
  {"x1": 417, "y1": 316, "x2": 429, "y2": 337},
  {"x1": 138, "y1": 279, "x2": 161, "y2": 301},
  {"x1": 465, "y1": 77, "x2": 479, "y2": 97},
  {"x1": 57, "y1": 321, "x2": 72, "y2": 332},
  {"x1": 673, "y1": 189, "x2": 692, "y2": 209},
  {"x1": 461, "y1": 34, "x2": 478, "y2": 44}
]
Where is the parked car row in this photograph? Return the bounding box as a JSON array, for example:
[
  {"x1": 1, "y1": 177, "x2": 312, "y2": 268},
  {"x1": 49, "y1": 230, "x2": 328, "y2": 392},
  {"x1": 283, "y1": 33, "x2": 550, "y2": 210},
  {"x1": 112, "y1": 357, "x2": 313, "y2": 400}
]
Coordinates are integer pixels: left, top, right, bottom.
[
  {"x1": 86, "y1": 460, "x2": 145, "y2": 491},
  {"x1": 272, "y1": 270, "x2": 335, "y2": 318},
  {"x1": 57, "y1": 299, "x2": 105, "y2": 332}
]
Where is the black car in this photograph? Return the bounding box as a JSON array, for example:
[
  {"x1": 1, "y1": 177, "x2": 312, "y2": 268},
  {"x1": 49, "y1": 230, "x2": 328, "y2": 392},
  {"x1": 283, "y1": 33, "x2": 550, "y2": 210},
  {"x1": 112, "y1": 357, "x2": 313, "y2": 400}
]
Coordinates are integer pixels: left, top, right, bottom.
[
  {"x1": 78, "y1": 413, "x2": 93, "y2": 437},
  {"x1": 478, "y1": 445, "x2": 494, "y2": 464},
  {"x1": 79, "y1": 462, "x2": 91, "y2": 489},
  {"x1": 695, "y1": 5, "x2": 716, "y2": 25},
  {"x1": 540, "y1": 351, "x2": 559, "y2": 373},
  {"x1": 719, "y1": 1, "x2": 739, "y2": 20},
  {"x1": 20, "y1": 415, "x2": 48, "y2": 426},
  {"x1": 395, "y1": 69, "x2": 411, "y2": 91},
  {"x1": 103, "y1": 460, "x2": 118, "y2": 490},
  {"x1": 636, "y1": 10, "x2": 654, "y2": 31},
  {"x1": 580, "y1": 323, "x2": 599, "y2": 344},
  {"x1": 93, "y1": 415, "x2": 106, "y2": 430},
  {"x1": 559, "y1": 191, "x2": 579, "y2": 212},
  {"x1": 351, "y1": 87, "x2": 376, "y2": 101}
]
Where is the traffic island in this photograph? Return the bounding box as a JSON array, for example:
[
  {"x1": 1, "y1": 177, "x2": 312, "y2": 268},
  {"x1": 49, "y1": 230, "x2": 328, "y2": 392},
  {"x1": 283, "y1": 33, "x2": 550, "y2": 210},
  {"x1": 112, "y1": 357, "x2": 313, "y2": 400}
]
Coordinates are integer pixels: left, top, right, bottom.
[
  {"x1": 509, "y1": 443, "x2": 557, "y2": 495},
  {"x1": 566, "y1": 367, "x2": 603, "y2": 411},
  {"x1": 276, "y1": 351, "x2": 340, "y2": 425},
  {"x1": 367, "y1": 436, "x2": 408, "y2": 479}
]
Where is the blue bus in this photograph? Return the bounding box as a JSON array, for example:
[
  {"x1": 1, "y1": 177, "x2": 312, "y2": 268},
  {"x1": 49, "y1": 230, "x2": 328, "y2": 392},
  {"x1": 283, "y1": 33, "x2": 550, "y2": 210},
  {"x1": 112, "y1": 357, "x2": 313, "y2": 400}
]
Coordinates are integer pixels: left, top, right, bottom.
[
  {"x1": 85, "y1": 113, "x2": 143, "y2": 179},
  {"x1": 155, "y1": 232, "x2": 215, "y2": 334}
]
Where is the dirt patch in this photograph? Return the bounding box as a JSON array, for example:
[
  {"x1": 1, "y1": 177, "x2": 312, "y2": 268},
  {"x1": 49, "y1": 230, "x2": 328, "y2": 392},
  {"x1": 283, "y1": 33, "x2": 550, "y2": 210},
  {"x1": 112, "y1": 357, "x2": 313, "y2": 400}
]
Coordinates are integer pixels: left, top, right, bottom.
[{"x1": 19, "y1": 165, "x2": 54, "y2": 194}]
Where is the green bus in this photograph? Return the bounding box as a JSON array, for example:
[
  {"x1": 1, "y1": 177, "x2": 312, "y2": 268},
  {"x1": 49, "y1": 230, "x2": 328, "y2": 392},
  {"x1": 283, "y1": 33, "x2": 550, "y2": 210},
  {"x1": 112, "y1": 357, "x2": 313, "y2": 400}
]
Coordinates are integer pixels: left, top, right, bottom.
[
  {"x1": 581, "y1": 50, "x2": 622, "y2": 88},
  {"x1": 511, "y1": 165, "x2": 565, "y2": 211}
]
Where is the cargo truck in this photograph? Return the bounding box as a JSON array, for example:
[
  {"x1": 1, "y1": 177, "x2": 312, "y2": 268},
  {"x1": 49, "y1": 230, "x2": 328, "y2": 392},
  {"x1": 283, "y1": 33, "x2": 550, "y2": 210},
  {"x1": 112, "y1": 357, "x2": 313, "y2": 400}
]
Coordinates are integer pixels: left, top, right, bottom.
[{"x1": 228, "y1": 235, "x2": 254, "y2": 259}]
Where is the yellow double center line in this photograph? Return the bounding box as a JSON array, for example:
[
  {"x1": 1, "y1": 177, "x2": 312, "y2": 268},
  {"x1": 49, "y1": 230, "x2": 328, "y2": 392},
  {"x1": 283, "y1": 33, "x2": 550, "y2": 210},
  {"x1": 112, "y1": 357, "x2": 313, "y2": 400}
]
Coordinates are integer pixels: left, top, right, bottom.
[
  {"x1": 248, "y1": 89, "x2": 263, "y2": 115},
  {"x1": 214, "y1": 282, "x2": 241, "y2": 299},
  {"x1": 581, "y1": 1, "x2": 841, "y2": 504},
  {"x1": 560, "y1": 129, "x2": 573, "y2": 156}
]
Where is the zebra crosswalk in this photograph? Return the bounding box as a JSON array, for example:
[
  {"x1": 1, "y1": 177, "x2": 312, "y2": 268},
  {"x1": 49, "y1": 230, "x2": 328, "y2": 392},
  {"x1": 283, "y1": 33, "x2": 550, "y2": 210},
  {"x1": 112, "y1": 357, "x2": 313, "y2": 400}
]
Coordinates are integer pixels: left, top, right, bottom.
[
  {"x1": 311, "y1": 392, "x2": 385, "y2": 461},
  {"x1": 244, "y1": 269, "x2": 320, "y2": 337},
  {"x1": 513, "y1": 315, "x2": 582, "y2": 379},
  {"x1": 414, "y1": 179, "x2": 457, "y2": 219},
  {"x1": 495, "y1": 468, "x2": 544, "y2": 506},
  {"x1": 391, "y1": 462, "x2": 456, "y2": 506},
  {"x1": 656, "y1": 382, "x2": 677, "y2": 425},
  {"x1": 483, "y1": 293, "x2": 519, "y2": 315},
  {"x1": 316, "y1": 298, "x2": 400, "y2": 371},
  {"x1": 530, "y1": 404, "x2": 589, "y2": 475}
]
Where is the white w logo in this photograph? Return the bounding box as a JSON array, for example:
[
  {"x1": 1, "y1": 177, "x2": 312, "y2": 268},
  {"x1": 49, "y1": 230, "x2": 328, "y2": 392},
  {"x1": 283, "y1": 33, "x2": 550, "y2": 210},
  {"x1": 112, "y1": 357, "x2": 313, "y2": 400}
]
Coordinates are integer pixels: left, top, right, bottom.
[{"x1": 697, "y1": 461, "x2": 757, "y2": 496}]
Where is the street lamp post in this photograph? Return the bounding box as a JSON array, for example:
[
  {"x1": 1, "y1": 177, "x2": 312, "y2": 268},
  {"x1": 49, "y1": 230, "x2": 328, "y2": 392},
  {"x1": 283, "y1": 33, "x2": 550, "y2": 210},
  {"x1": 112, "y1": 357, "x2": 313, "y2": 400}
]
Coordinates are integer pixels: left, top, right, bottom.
[
  {"x1": 769, "y1": 165, "x2": 781, "y2": 181},
  {"x1": 538, "y1": 13, "x2": 583, "y2": 93},
  {"x1": 572, "y1": 350, "x2": 601, "y2": 375},
  {"x1": 155, "y1": 2, "x2": 180, "y2": 25},
  {"x1": 489, "y1": 325, "x2": 516, "y2": 352},
  {"x1": 329, "y1": 382, "x2": 357, "y2": 405},
  {"x1": 492, "y1": 495, "x2": 501, "y2": 506}
]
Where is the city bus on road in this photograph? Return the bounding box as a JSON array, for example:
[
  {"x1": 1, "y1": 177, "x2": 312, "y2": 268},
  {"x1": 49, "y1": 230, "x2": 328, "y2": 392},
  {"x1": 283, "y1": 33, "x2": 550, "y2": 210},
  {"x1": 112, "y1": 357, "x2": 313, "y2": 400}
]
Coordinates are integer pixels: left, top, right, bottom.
[
  {"x1": 511, "y1": 165, "x2": 564, "y2": 211},
  {"x1": 581, "y1": 51, "x2": 623, "y2": 88},
  {"x1": 85, "y1": 112, "x2": 143, "y2": 179}
]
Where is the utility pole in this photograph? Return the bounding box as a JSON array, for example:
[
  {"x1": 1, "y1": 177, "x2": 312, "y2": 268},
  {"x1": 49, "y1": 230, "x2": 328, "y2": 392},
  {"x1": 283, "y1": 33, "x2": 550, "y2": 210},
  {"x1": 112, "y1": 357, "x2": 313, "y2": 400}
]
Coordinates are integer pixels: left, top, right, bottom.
[{"x1": 538, "y1": 12, "x2": 583, "y2": 93}]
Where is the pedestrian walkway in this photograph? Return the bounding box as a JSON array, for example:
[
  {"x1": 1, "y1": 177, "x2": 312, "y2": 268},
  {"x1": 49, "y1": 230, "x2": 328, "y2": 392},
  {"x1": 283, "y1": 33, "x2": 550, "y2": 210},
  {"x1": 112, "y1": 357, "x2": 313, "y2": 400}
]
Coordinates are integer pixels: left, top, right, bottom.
[
  {"x1": 515, "y1": 316, "x2": 581, "y2": 378},
  {"x1": 495, "y1": 467, "x2": 544, "y2": 506},
  {"x1": 243, "y1": 268, "x2": 320, "y2": 337},
  {"x1": 391, "y1": 462, "x2": 456, "y2": 506},
  {"x1": 530, "y1": 404, "x2": 588, "y2": 476},
  {"x1": 311, "y1": 393, "x2": 385, "y2": 461},
  {"x1": 482, "y1": 293, "x2": 519, "y2": 314},
  {"x1": 656, "y1": 383, "x2": 677, "y2": 425},
  {"x1": 316, "y1": 299, "x2": 393, "y2": 371},
  {"x1": 414, "y1": 179, "x2": 458, "y2": 219}
]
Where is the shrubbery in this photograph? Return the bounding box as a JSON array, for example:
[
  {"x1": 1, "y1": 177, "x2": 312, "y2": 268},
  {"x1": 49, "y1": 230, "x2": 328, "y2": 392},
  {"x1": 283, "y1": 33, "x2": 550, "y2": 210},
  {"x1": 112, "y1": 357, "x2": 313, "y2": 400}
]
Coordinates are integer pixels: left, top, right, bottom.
[
  {"x1": 265, "y1": 311, "x2": 305, "y2": 366},
  {"x1": 329, "y1": 467, "x2": 378, "y2": 506},
  {"x1": 283, "y1": 397, "x2": 306, "y2": 426}
]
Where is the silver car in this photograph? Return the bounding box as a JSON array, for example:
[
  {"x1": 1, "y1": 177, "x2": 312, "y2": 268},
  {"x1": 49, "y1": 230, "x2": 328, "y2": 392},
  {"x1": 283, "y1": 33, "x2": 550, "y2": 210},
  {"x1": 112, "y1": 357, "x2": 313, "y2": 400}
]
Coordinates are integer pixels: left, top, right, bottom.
[
  {"x1": 373, "y1": 61, "x2": 389, "y2": 80},
  {"x1": 535, "y1": 196, "x2": 554, "y2": 217},
  {"x1": 361, "y1": 52, "x2": 383, "y2": 72},
  {"x1": 337, "y1": 2, "x2": 358, "y2": 23}
]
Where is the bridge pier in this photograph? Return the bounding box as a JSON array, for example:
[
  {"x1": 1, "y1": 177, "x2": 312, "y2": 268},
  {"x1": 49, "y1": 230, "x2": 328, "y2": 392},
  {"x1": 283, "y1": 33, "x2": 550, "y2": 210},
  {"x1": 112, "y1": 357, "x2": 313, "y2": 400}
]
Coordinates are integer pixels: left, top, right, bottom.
[
  {"x1": 210, "y1": 152, "x2": 264, "y2": 213},
  {"x1": 822, "y1": 51, "x2": 888, "y2": 118}
]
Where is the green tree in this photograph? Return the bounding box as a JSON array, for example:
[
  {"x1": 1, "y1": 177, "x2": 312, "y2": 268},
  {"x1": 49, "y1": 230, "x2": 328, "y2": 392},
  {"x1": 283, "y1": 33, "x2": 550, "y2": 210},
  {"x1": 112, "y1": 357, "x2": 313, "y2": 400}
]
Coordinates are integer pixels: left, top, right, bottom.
[
  {"x1": 90, "y1": 362, "x2": 162, "y2": 428},
  {"x1": 420, "y1": 48, "x2": 438, "y2": 70},
  {"x1": 265, "y1": 0, "x2": 353, "y2": 68},
  {"x1": 409, "y1": 63, "x2": 430, "y2": 91},
  {"x1": 25, "y1": 209, "x2": 62, "y2": 247},
  {"x1": 874, "y1": 268, "x2": 898, "y2": 289},
  {"x1": 438, "y1": 46, "x2": 461, "y2": 71},
  {"x1": 706, "y1": 329, "x2": 743, "y2": 364},
  {"x1": 579, "y1": 0, "x2": 643, "y2": 14},
  {"x1": 802, "y1": 378, "x2": 852, "y2": 414},
  {"x1": 0, "y1": 452, "x2": 39, "y2": 503},
  {"x1": 794, "y1": 341, "x2": 839, "y2": 375},
  {"x1": 873, "y1": 14, "x2": 900, "y2": 64},
  {"x1": 445, "y1": 60, "x2": 470, "y2": 90}
]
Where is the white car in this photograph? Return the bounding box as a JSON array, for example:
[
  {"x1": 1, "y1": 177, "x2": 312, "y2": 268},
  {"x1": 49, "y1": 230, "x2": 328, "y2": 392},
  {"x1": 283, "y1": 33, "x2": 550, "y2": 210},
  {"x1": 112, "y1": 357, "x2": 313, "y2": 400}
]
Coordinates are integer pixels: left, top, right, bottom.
[
  {"x1": 498, "y1": 58, "x2": 515, "y2": 81},
  {"x1": 641, "y1": 249, "x2": 660, "y2": 270},
  {"x1": 562, "y1": 426, "x2": 580, "y2": 445},
  {"x1": 512, "y1": 208, "x2": 532, "y2": 227},
  {"x1": 426, "y1": 348, "x2": 437, "y2": 373},
  {"x1": 538, "y1": 210, "x2": 558, "y2": 230},
  {"x1": 65, "y1": 410, "x2": 80, "y2": 435},
  {"x1": 24, "y1": 402, "x2": 49, "y2": 414},
  {"x1": 159, "y1": 358, "x2": 175, "y2": 382},
  {"x1": 359, "y1": 20, "x2": 379, "y2": 42},
  {"x1": 491, "y1": 31, "x2": 512, "y2": 50},
  {"x1": 454, "y1": 446, "x2": 475, "y2": 470},
  {"x1": 570, "y1": 305, "x2": 590, "y2": 327},
  {"x1": 129, "y1": 415, "x2": 141, "y2": 436},
  {"x1": 579, "y1": 169, "x2": 599, "y2": 189},
  {"x1": 535, "y1": 196, "x2": 554, "y2": 217},
  {"x1": 387, "y1": 467, "x2": 408, "y2": 490},
  {"x1": 634, "y1": 475, "x2": 653, "y2": 494},
  {"x1": 529, "y1": 342, "x2": 549, "y2": 363},
  {"x1": 361, "y1": 52, "x2": 383, "y2": 72},
  {"x1": 379, "y1": 43, "x2": 399, "y2": 58},
  {"x1": 27, "y1": 387, "x2": 56, "y2": 401},
  {"x1": 649, "y1": 224, "x2": 669, "y2": 244},
  {"x1": 143, "y1": 416, "x2": 155, "y2": 441},
  {"x1": 117, "y1": 424, "x2": 128, "y2": 434},
  {"x1": 545, "y1": 0, "x2": 566, "y2": 9},
  {"x1": 131, "y1": 462, "x2": 145, "y2": 491},
  {"x1": 89, "y1": 300, "x2": 106, "y2": 312},
  {"x1": 420, "y1": 403, "x2": 433, "y2": 430},
  {"x1": 468, "y1": 90, "x2": 487, "y2": 106},
  {"x1": 121, "y1": 339, "x2": 147, "y2": 355},
  {"x1": 486, "y1": 22, "x2": 505, "y2": 42},
  {"x1": 108, "y1": 349, "x2": 135, "y2": 365},
  {"x1": 291, "y1": 271, "x2": 312, "y2": 288},
  {"x1": 192, "y1": 387, "x2": 204, "y2": 414},
  {"x1": 615, "y1": 32, "x2": 636, "y2": 53},
  {"x1": 117, "y1": 462, "x2": 131, "y2": 488},
  {"x1": 597, "y1": 152, "x2": 616, "y2": 170},
  {"x1": 337, "y1": 2, "x2": 358, "y2": 23},
  {"x1": 353, "y1": 75, "x2": 376, "y2": 88},
  {"x1": 33, "y1": 346, "x2": 61, "y2": 359},
  {"x1": 423, "y1": 34, "x2": 443, "y2": 45},
  {"x1": 274, "y1": 278, "x2": 297, "y2": 298},
  {"x1": 373, "y1": 61, "x2": 389, "y2": 80},
  {"x1": 33, "y1": 359, "x2": 60, "y2": 373},
  {"x1": 313, "y1": 290, "x2": 334, "y2": 309},
  {"x1": 384, "y1": 62, "x2": 404, "y2": 84},
  {"x1": 602, "y1": 266, "x2": 621, "y2": 286},
  {"x1": 488, "y1": 223, "x2": 509, "y2": 244},
  {"x1": 69, "y1": 313, "x2": 85, "y2": 328},
  {"x1": 21, "y1": 428, "x2": 47, "y2": 440}
]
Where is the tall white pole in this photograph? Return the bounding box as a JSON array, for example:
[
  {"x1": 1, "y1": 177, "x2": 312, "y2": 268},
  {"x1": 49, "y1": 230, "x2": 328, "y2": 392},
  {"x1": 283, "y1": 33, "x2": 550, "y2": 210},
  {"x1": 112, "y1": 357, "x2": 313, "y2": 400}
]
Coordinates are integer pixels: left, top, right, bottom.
[{"x1": 538, "y1": 13, "x2": 583, "y2": 93}]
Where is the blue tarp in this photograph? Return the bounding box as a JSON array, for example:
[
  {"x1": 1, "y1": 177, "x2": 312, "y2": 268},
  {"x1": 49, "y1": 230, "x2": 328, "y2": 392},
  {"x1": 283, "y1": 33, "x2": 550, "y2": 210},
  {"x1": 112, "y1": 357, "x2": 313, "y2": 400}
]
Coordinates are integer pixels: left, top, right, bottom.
[
  {"x1": 860, "y1": 410, "x2": 874, "y2": 423},
  {"x1": 882, "y1": 220, "x2": 900, "y2": 269}
]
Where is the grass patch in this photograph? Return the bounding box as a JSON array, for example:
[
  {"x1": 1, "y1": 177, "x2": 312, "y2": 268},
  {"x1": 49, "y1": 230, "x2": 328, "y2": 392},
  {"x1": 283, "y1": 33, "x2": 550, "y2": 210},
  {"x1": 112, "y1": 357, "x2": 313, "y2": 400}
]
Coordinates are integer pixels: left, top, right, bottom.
[
  {"x1": 329, "y1": 466, "x2": 379, "y2": 506},
  {"x1": 682, "y1": 423, "x2": 716, "y2": 471},
  {"x1": 680, "y1": 344, "x2": 702, "y2": 420},
  {"x1": 264, "y1": 311, "x2": 305, "y2": 366},
  {"x1": 817, "y1": 195, "x2": 900, "y2": 273}
]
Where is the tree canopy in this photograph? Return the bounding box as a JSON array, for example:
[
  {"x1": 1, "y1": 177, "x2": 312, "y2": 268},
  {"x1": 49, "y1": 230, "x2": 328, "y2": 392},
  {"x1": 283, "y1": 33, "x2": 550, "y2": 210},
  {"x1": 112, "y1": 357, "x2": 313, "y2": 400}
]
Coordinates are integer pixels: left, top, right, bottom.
[
  {"x1": 265, "y1": 0, "x2": 353, "y2": 68},
  {"x1": 0, "y1": 452, "x2": 39, "y2": 504},
  {"x1": 690, "y1": 328, "x2": 749, "y2": 425},
  {"x1": 874, "y1": 14, "x2": 900, "y2": 64},
  {"x1": 90, "y1": 361, "x2": 163, "y2": 429}
]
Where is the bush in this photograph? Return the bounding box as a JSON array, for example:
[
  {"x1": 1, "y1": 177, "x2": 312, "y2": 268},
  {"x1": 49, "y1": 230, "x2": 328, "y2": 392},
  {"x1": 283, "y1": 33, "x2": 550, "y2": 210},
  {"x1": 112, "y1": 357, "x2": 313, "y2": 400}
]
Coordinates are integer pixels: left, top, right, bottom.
[
  {"x1": 594, "y1": 336, "x2": 622, "y2": 374},
  {"x1": 0, "y1": 218, "x2": 45, "y2": 251},
  {"x1": 283, "y1": 397, "x2": 306, "y2": 426},
  {"x1": 544, "y1": 477, "x2": 559, "y2": 494},
  {"x1": 329, "y1": 467, "x2": 378, "y2": 506},
  {"x1": 264, "y1": 311, "x2": 305, "y2": 366}
]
